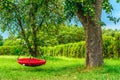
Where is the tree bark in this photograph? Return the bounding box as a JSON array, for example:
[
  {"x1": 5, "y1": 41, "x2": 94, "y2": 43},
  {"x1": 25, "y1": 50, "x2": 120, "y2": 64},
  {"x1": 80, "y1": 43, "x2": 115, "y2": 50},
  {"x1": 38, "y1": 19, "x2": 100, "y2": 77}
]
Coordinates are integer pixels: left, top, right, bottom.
[
  {"x1": 77, "y1": 17, "x2": 103, "y2": 68},
  {"x1": 29, "y1": 1, "x2": 39, "y2": 57},
  {"x1": 84, "y1": 23, "x2": 103, "y2": 68},
  {"x1": 32, "y1": 25, "x2": 39, "y2": 57},
  {"x1": 17, "y1": 18, "x2": 34, "y2": 57},
  {"x1": 76, "y1": 0, "x2": 103, "y2": 68}
]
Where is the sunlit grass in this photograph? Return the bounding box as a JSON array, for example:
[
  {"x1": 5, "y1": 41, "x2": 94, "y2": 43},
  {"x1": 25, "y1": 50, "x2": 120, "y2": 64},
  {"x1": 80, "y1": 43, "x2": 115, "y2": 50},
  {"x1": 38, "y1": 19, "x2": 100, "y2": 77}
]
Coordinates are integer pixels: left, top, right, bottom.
[{"x1": 0, "y1": 56, "x2": 120, "y2": 80}]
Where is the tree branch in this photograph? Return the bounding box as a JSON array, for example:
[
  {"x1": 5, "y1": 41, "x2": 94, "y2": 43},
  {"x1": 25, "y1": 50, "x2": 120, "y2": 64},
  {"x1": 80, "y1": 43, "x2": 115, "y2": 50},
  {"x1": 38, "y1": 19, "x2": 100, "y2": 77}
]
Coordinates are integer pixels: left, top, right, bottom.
[
  {"x1": 75, "y1": 3, "x2": 89, "y2": 26},
  {"x1": 95, "y1": 0, "x2": 102, "y2": 20}
]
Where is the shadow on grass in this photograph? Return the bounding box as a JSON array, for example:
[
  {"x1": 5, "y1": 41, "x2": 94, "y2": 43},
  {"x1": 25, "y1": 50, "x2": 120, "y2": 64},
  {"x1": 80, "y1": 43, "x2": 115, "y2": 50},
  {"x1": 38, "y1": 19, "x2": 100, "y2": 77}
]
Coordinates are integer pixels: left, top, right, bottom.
[
  {"x1": 14, "y1": 63, "x2": 84, "y2": 74},
  {"x1": 80, "y1": 64, "x2": 120, "y2": 75},
  {"x1": 100, "y1": 65, "x2": 120, "y2": 74},
  {"x1": 8, "y1": 56, "x2": 84, "y2": 75}
]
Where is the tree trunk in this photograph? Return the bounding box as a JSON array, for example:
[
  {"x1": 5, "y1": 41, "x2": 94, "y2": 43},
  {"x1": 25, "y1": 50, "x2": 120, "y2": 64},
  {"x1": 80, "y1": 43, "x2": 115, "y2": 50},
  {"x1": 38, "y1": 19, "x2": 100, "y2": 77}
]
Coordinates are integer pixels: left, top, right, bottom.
[
  {"x1": 29, "y1": 2, "x2": 39, "y2": 57},
  {"x1": 84, "y1": 23, "x2": 103, "y2": 68},
  {"x1": 75, "y1": 0, "x2": 103, "y2": 68},
  {"x1": 17, "y1": 18, "x2": 34, "y2": 57},
  {"x1": 32, "y1": 26, "x2": 39, "y2": 57},
  {"x1": 76, "y1": 16, "x2": 104, "y2": 68}
]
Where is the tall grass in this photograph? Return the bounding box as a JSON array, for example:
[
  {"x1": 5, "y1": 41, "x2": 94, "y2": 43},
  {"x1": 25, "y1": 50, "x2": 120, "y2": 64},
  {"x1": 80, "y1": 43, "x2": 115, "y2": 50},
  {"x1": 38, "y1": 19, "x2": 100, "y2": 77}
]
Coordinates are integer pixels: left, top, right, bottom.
[{"x1": 0, "y1": 56, "x2": 120, "y2": 80}]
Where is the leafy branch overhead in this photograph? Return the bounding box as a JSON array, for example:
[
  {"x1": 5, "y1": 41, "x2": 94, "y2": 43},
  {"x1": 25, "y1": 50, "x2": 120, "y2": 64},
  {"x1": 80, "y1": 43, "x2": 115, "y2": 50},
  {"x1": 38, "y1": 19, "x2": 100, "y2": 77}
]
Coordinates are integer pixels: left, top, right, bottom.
[
  {"x1": 107, "y1": 16, "x2": 120, "y2": 24},
  {"x1": 103, "y1": 0, "x2": 120, "y2": 24},
  {"x1": 64, "y1": 0, "x2": 120, "y2": 24},
  {"x1": 64, "y1": 0, "x2": 96, "y2": 18},
  {"x1": 0, "y1": 0, "x2": 64, "y2": 57}
]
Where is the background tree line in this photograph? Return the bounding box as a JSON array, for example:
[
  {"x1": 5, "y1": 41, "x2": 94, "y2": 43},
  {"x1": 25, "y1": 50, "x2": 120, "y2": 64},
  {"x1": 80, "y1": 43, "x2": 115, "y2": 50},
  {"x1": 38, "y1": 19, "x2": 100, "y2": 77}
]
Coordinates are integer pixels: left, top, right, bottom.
[
  {"x1": 0, "y1": 25, "x2": 120, "y2": 47},
  {"x1": 1, "y1": 25, "x2": 85, "y2": 46},
  {"x1": 0, "y1": 30, "x2": 120, "y2": 58}
]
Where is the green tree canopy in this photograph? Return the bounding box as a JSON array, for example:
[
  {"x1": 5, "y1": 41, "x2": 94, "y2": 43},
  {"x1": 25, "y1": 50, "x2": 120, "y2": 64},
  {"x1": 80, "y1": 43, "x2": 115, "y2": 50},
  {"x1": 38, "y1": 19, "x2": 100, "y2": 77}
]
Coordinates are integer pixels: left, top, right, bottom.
[{"x1": 0, "y1": 0, "x2": 64, "y2": 57}]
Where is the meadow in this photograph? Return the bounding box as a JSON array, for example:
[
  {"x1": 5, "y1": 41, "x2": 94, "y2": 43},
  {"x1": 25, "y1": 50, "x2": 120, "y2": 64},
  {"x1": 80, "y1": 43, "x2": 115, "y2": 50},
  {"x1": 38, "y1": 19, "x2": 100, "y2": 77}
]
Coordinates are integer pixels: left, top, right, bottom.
[{"x1": 0, "y1": 56, "x2": 120, "y2": 80}]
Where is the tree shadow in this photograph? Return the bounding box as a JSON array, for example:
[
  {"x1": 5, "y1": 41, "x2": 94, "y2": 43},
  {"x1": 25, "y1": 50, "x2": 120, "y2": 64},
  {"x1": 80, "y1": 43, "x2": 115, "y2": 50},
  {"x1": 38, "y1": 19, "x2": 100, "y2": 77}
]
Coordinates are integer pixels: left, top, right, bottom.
[
  {"x1": 101, "y1": 65, "x2": 120, "y2": 74},
  {"x1": 10, "y1": 63, "x2": 84, "y2": 75}
]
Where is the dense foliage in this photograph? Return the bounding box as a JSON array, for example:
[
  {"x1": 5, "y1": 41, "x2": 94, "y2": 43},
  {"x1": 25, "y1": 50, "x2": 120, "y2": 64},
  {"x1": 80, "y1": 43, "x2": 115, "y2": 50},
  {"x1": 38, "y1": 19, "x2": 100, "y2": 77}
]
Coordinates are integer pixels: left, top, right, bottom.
[
  {"x1": 3, "y1": 25, "x2": 85, "y2": 46},
  {"x1": 0, "y1": 35, "x2": 3, "y2": 46},
  {"x1": 1, "y1": 32, "x2": 120, "y2": 58},
  {"x1": 0, "y1": 27, "x2": 120, "y2": 58},
  {"x1": 0, "y1": 0, "x2": 64, "y2": 57}
]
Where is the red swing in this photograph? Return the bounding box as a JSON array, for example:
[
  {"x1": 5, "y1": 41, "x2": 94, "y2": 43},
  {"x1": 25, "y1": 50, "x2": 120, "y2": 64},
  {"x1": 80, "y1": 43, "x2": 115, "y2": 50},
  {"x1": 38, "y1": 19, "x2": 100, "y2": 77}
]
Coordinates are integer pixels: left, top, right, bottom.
[
  {"x1": 17, "y1": 52, "x2": 46, "y2": 67},
  {"x1": 17, "y1": 57, "x2": 46, "y2": 67}
]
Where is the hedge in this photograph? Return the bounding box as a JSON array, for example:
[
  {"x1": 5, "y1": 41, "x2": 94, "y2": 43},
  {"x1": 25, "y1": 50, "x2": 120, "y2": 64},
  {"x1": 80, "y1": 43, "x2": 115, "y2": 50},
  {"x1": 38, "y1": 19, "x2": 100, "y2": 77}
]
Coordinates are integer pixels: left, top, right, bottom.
[
  {"x1": 0, "y1": 46, "x2": 28, "y2": 56},
  {"x1": 40, "y1": 41, "x2": 85, "y2": 58},
  {"x1": 0, "y1": 46, "x2": 19, "y2": 55},
  {"x1": 0, "y1": 42, "x2": 85, "y2": 58},
  {"x1": 0, "y1": 35, "x2": 120, "y2": 58}
]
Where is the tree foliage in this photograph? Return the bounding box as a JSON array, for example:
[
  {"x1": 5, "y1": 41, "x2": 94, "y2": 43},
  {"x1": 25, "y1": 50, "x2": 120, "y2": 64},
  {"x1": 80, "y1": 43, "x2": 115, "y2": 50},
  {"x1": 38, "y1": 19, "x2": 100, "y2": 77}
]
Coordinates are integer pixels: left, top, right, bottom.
[
  {"x1": 3, "y1": 25, "x2": 85, "y2": 46},
  {"x1": 64, "y1": 0, "x2": 120, "y2": 24},
  {"x1": 0, "y1": 35, "x2": 3, "y2": 46},
  {"x1": 0, "y1": 0, "x2": 64, "y2": 57}
]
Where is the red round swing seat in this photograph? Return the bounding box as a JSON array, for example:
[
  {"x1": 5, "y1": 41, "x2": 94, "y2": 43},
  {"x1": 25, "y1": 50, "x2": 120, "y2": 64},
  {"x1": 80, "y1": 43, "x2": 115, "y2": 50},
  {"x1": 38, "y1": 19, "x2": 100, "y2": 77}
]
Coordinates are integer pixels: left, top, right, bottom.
[{"x1": 17, "y1": 58, "x2": 46, "y2": 67}]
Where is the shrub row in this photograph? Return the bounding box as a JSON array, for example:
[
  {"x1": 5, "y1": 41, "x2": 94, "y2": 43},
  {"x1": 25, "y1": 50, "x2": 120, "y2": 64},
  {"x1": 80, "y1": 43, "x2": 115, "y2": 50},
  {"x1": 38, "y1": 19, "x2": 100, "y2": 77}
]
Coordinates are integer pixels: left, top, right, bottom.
[
  {"x1": 0, "y1": 35, "x2": 120, "y2": 58},
  {"x1": 0, "y1": 41, "x2": 85, "y2": 58},
  {"x1": 42, "y1": 35, "x2": 120, "y2": 58},
  {"x1": 0, "y1": 46, "x2": 28, "y2": 56},
  {"x1": 40, "y1": 41, "x2": 85, "y2": 58},
  {"x1": 0, "y1": 46, "x2": 18, "y2": 55},
  {"x1": 102, "y1": 35, "x2": 120, "y2": 58}
]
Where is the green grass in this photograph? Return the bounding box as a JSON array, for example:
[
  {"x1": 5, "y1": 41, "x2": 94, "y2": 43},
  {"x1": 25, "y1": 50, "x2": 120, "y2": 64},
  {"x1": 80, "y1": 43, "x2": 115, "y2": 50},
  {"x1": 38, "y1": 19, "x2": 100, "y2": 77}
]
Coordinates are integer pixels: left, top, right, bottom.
[{"x1": 0, "y1": 56, "x2": 120, "y2": 80}]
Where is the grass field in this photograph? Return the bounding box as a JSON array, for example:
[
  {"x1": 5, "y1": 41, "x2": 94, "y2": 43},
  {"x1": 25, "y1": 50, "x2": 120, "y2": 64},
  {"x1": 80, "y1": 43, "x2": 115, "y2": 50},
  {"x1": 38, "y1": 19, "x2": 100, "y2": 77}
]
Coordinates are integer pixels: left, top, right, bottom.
[{"x1": 0, "y1": 56, "x2": 120, "y2": 80}]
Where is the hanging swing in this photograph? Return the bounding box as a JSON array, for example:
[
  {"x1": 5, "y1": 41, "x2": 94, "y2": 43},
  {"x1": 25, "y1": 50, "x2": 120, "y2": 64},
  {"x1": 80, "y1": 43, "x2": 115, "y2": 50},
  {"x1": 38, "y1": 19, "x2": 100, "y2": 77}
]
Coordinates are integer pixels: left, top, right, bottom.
[
  {"x1": 17, "y1": 57, "x2": 46, "y2": 67},
  {"x1": 17, "y1": 52, "x2": 46, "y2": 67}
]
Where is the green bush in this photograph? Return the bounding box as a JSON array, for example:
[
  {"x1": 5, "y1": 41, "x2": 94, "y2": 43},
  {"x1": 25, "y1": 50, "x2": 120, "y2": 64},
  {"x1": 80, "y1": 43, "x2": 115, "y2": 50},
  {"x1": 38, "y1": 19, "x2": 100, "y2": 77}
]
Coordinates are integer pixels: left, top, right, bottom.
[
  {"x1": 0, "y1": 37, "x2": 120, "y2": 58},
  {"x1": 113, "y1": 33, "x2": 120, "y2": 58},
  {"x1": 0, "y1": 46, "x2": 17, "y2": 55},
  {"x1": 102, "y1": 35, "x2": 120, "y2": 58},
  {"x1": 102, "y1": 36, "x2": 114, "y2": 58},
  {"x1": 0, "y1": 46, "x2": 28, "y2": 56},
  {"x1": 41, "y1": 41, "x2": 85, "y2": 58}
]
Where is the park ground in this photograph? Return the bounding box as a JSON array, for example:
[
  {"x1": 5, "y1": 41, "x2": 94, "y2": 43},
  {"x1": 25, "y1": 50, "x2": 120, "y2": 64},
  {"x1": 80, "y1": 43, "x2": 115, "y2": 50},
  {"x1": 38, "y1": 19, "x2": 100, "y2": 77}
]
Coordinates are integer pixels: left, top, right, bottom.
[{"x1": 0, "y1": 56, "x2": 120, "y2": 80}]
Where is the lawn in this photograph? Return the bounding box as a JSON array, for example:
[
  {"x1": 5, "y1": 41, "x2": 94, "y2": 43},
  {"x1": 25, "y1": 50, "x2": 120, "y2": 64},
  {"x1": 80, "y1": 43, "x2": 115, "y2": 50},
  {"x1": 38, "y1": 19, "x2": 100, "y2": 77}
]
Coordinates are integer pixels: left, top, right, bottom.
[{"x1": 0, "y1": 56, "x2": 120, "y2": 80}]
